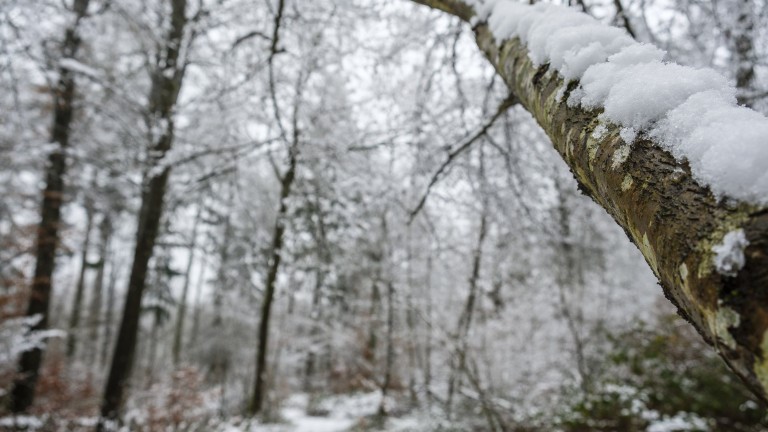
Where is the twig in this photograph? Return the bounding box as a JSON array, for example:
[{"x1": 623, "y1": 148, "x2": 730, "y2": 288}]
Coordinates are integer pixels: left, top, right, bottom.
[{"x1": 407, "y1": 94, "x2": 518, "y2": 223}]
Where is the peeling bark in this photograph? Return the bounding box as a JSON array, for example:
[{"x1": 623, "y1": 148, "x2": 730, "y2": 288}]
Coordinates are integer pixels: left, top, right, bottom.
[{"x1": 410, "y1": 0, "x2": 768, "y2": 402}]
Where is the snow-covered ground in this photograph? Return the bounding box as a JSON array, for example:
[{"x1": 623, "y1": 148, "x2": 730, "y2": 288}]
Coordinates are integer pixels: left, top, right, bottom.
[
  {"x1": 218, "y1": 392, "x2": 429, "y2": 432},
  {"x1": 0, "y1": 392, "x2": 429, "y2": 432}
]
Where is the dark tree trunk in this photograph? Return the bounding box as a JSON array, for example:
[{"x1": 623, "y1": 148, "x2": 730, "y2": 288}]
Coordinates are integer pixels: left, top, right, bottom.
[
  {"x1": 99, "y1": 170, "x2": 172, "y2": 423},
  {"x1": 10, "y1": 0, "x2": 90, "y2": 413},
  {"x1": 98, "y1": 0, "x2": 188, "y2": 425},
  {"x1": 248, "y1": 145, "x2": 298, "y2": 416}
]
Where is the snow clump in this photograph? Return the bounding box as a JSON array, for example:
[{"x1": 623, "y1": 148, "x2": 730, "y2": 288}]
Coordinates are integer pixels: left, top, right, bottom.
[
  {"x1": 468, "y1": 0, "x2": 768, "y2": 205},
  {"x1": 712, "y1": 229, "x2": 749, "y2": 277}
]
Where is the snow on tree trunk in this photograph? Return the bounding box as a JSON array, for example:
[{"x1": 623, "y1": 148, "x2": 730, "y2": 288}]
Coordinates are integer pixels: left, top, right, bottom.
[{"x1": 411, "y1": 0, "x2": 768, "y2": 402}]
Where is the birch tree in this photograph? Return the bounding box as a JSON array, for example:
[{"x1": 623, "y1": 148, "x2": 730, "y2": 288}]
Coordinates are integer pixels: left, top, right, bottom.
[{"x1": 410, "y1": 0, "x2": 768, "y2": 402}]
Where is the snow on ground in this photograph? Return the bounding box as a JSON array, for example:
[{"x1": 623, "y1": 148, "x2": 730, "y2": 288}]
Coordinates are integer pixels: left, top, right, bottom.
[
  {"x1": 0, "y1": 415, "x2": 44, "y2": 429},
  {"x1": 0, "y1": 392, "x2": 437, "y2": 431},
  {"x1": 468, "y1": 0, "x2": 768, "y2": 206},
  {"x1": 276, "y1": 407, "x2": 356, "y2": 432},
  {"x1": 214, "y1": 391, "x2": 431, "y2": 432}
]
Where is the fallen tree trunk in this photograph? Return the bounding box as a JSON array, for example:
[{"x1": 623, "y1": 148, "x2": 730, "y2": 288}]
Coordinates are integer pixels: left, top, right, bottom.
[{"x1": 411, "y1": 0, "x2": 768, "y2": 402}]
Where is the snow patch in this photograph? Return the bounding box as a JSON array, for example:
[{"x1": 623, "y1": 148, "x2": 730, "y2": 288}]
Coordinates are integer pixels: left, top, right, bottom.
[
  {"x1": 0, "y1": 416, "x2": 44, "y2": 430},
  {"x1": 613, "y1": 144, "x2": 632, "y2": 168},
  {"x1": 712, "y1": 229, "x2": 749, "y2": 277},
  {"x1": 619, "y1": 127, "x2": 637, "y2": 144},
  {"x1": 60, "y1": 58, "x2": 101, "y2": 78},
  {"x1": 647, "y1": 413, "x2": 709, "y2": 432},
  {"x1": 591, "y1": 124, "x2": 608, "y2": 140}
]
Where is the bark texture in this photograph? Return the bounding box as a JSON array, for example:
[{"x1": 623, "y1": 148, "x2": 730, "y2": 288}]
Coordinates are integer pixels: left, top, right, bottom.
[{"x1": 411, "y1": 0, "x2": 768, "y2": 402}]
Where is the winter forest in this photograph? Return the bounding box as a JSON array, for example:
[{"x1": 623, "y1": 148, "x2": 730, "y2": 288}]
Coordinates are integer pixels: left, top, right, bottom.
[{"x1": 3, "y1": 0, "x2": 768, "y2": 430}]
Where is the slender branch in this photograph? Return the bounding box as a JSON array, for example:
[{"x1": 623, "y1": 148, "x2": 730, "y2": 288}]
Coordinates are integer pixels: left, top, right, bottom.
[
  {"x1": 408, "y1": 94, "x2": 518, "y2": 222},
  {"x1": 267, "y1": 0, "x2": 289, "y2": 142},
  {"x1": 410, "y1": 0, "x2": 475, "y2": 22},
  {"x1": 613, "y1": 0, "x2": 637, "y2": 39},
  {"x1": 232, "y1": 30, "x2": 271, "y2": 49}
]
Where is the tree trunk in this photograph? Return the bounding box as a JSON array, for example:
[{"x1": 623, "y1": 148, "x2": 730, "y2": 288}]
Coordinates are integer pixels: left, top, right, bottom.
[
  {"x1": 188, "y1": 250, "x2": 207, "y2": 350},
  {"x1": 249, "y1": 2, "x2": 303, "y2": 406},
  {"x1": 100, "y1": 247, "x2": 118, "y2": 369},
  {"x1": 248, "y1": 145, "x2": 298, "y2": 416},
  {"x1": 730, "y1": 0, "x2": 757, "y2": 106},
  {"x1": 66, "y1": 200, "x2": 94, "y2": 360},
  {"x1": 86, "y1": 214, "x2": 112, "y2": 367},
  {"x1": 303, "y1": 187, "x2": 331, "y2": 393},
  {"x1": 378, "y1": 281, "x2": 396, "y2": 417},
  {"x1": 302, "y1": 267, "x2": 323, "y2": 393},
  {"x1": 172, "y1": 207, "x2": 201, "y2": 366},
  {"x1": 554, "y1": 179, "x2": 590, "y2": 394},
  {"x1": 10, "y1": 0, "x2": 91, "y2": 413},
  {"x1": 424, "y1": 256, "x2": 433, "y2": 404},
  {"x1": 98, "y1": 0, "x2": 189, "y2": 424},
  {"x1": 411, "y1": 0, "x2": 768, "y2": 403},
  {"x1": 145, "y1": 308, "x2": 161, "y2": 388},
  {"x1": 447, "y1": 211, "x2": 487, "y2": 416}
]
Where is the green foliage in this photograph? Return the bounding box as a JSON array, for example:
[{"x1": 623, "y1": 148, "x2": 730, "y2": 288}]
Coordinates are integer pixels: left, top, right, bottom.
[{"x1": 556, "y1": 315, "x2": 768, "y2": 431}]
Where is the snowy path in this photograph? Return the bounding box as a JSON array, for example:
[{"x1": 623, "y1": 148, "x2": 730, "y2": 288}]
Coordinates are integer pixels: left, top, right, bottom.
[{"x1": 280, "y1": 407, "x2": 356, "y2": 432}]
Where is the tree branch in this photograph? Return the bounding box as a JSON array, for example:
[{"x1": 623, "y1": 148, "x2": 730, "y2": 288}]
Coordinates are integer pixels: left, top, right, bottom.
[
  {"x1": 408, "y1": 94, "x2": 518, "y2": 223},
  {"x1": 410, "y1": 0, "x2": 768, "y2": 403}
]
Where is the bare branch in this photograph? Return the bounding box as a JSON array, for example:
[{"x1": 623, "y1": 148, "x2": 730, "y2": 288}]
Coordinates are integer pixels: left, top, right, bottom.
[{"x1": 408, "y1": 94, "x2": 518, "y2": 223}]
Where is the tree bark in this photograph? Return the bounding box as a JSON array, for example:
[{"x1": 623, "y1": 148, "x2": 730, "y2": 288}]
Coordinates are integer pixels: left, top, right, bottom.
[
  {"x1": 98, "y1": 0, "x2": 189, "y2": 425},
  {"x1": 410, "y1": 0, "x2": 768, "y2": 403},
  {"x1": 10, "y1": 0, "x2": 91, "y2": 413}
]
